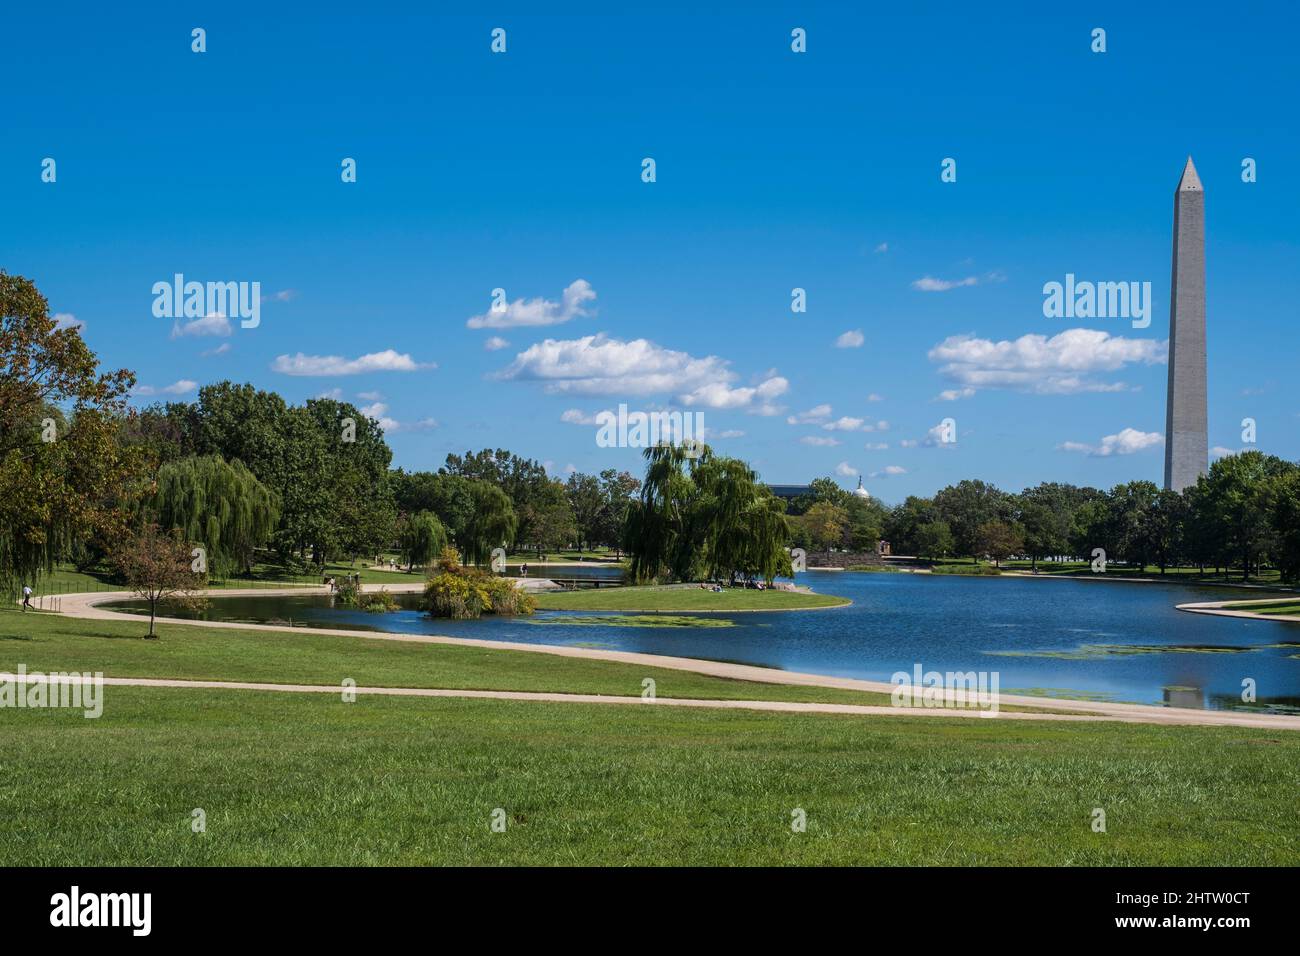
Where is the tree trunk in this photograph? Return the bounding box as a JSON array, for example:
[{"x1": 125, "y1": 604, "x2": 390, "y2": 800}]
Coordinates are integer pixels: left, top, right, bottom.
[{"x1": 148, "y1": 599, "x2": 157, "y2": 638}]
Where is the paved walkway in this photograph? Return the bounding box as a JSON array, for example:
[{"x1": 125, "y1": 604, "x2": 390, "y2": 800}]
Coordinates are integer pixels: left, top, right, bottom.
[
  {"x1": 1177, "y1": 597, "x2": 1300, "y2": 623},
  {"x1": 45, "y1": 587, "x2": 1300, "y2": 730}
]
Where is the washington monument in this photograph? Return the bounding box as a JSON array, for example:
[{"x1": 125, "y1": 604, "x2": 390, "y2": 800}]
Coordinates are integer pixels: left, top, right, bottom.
[{"x1": 1163, "y1": 157, "x2": 1208, "y2": 492}]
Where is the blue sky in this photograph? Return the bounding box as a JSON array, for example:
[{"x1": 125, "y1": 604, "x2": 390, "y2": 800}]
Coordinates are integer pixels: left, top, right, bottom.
[{"x1": 4, "y1": 2, "x2": 1297, "y2": 503}]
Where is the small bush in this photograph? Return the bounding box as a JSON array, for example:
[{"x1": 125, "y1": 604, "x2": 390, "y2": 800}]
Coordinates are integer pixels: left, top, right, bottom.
[
  {"x1": 422, "y1": 546, "x2": 536, "y2": 619},
  {"x1": 930, "y1": 563, "x2": 1002, "y2": 576},
  {"x1": 359, "y1": 588, "x2": 400, "y2": 613}
]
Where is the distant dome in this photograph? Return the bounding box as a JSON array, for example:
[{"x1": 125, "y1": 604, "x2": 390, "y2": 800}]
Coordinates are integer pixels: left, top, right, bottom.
[{"x1": 853, "y1": 476, "x2": 870, "y2": 499}]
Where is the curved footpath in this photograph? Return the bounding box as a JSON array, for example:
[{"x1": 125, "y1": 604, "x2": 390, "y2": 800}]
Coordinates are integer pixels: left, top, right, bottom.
[
  {"x1": 1177, "y1": 597, "x2": 1300, "y2": 623},
  {"x1": 44, "y1": 587, "x2": 1300, "y2": 731}
]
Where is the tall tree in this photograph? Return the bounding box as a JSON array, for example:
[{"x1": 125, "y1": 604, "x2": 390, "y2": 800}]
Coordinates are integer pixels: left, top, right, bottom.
[
  {"x1": 399, "y1": 511, "x2": 447, "y2": 572},
  {"x1": 461, "y1": 481, "x2": 517, "y2": 566},
  {"x1": 144, "y1": 454, "x2": 279, "y2": 577},
  {"x1": 934, "y1": 479, "x2": 1011, "y2": 562},
  {"x1": 0, "y1": 271, "x2": 141, "y2": 596}
]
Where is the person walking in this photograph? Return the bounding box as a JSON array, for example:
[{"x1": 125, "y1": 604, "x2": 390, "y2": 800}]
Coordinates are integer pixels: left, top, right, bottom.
[{"x1": 21, "y1": 585, "x2": 33, "y2": 611}]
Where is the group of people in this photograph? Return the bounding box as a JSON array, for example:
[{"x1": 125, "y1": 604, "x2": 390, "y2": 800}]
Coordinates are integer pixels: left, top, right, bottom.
[{"x1": 326, "y1": 573, "x2": 362, "y2": 592}]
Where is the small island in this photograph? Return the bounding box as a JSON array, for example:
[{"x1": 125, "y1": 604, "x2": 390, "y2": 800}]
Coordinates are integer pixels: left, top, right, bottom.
[{"x1": 533, "y1": 584, "x2": 849, "y2": 613}]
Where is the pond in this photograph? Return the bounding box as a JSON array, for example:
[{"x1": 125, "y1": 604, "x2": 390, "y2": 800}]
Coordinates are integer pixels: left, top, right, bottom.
[{"x1": 106, "y1": 571, "x2": 1300, "y2": 711}]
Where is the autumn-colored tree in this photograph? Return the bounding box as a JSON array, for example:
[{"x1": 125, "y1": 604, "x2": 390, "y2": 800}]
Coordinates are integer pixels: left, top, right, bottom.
[
  {"x1": 1, "y1": 271, "x2": 141, "y2": 597},
  {"x1": 111, "y1": 524, "x2": 205, "y2": 637}
]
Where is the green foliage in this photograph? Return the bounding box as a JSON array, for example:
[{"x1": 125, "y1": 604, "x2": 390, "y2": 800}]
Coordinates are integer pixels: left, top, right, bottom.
[
  {"x1": 143, "y1": 455, "x2": 279, "y2": 578},
  {"x1": 460, "y1": 482, "x2": 517, "y2": 566},
  {"x1": 422, "y1": 547, "x2": 535, "y2": 619},
  {"x1": 398, "y1": 511, "x2": 446, "y2": 571},
  {"x1": 1, "y1": 271, "x2": 141, "y2": 597},
  {"x1": 623, "y1": 444, "x2": 792, "y2": 584}
]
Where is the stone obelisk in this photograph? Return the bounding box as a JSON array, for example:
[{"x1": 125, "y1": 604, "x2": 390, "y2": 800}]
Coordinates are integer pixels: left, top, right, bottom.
[{"x1": 1163, "y1": 157, "x2": 1208, "y2": 492}]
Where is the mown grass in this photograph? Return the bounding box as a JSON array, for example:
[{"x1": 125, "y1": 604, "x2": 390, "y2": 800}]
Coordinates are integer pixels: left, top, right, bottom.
[
  {"x1": 0, "y1": 608, "x2": 884, "y2": 707},
  {"x1": 1, "y1": 686, "x2": 1296, "y2": 866},
  {"x1": 1222, "y1": 600, "x2": 1300, "y2": 617},
  {"x1": 534, "y1": 585, "x2": 849, "y2": 612}
]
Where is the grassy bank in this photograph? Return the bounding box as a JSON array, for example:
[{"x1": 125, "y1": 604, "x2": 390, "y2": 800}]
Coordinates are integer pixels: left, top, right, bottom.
[
  {"x1": 1, "y1": 685, "x2": 1296, "y2": 866},
  {"x1": 534, "y1": 585, "x2": 849, "y2": 612},
  {"x1": 1222, "y1": 600, "x2": 1300, "y2": 617},
  {"x1": 0, "y1": 608, "x2": 881, "y2": 707}
]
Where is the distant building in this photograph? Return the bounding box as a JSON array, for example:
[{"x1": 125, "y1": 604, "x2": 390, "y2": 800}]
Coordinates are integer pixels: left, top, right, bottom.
[{"x1": 766, "y1": 484, "x2": 813, "y2": 502}]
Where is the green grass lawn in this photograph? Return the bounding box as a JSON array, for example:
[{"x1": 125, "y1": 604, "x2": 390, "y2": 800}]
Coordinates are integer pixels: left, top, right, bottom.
[
  {"x1": 0, "y1": 608, "x2": 884, "y2": 707},
  {"x1": 1223, "y1": 600, "x2": 1300, "y2": 617},
  {"x1": 997, "y1": 559, "x2": 1289, "y2": 587},
  {"x1": 1, "y1": 685, "x2": 1296, "y2": 865},
  {"x1": 534, "y1": 585, "x2": 850, "y2": 612}
]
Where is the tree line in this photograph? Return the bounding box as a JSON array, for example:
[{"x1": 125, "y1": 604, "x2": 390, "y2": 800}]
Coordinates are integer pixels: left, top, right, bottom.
[{"x1": 3, "y1": 269, "x2": 1297, "y2": 591}]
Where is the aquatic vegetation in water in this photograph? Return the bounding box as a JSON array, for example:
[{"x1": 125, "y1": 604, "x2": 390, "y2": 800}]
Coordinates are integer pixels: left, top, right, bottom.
[
  {"x1": 986, "y1": 643, "x2": 1262, "y2": 661},
  {"x1": 1001, "y1": 687, "x2": 1124, "y2": 703},
  {"x1": 531, "y1": 614, "x2": 735, "y2": 629}
]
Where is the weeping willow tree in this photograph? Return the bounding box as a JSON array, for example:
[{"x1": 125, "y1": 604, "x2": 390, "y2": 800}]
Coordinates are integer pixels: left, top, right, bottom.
[
  {"x1": 623, "y1": 443, "x2": 791, "y2": 584},
  {"x1": 142, "y1": 455, "x2": 279, "y2": 578},
  {"x1": 399, "y1": 510, "x2": 447, "y2": 572},
  {"x1": 460, "y1": 480, "x2": 517, "y2": 566}
]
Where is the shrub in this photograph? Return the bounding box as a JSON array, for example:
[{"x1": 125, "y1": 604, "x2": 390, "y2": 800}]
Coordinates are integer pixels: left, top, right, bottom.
[{"x1": 422, "y1": 546, "x2": 535, "y2": 619}]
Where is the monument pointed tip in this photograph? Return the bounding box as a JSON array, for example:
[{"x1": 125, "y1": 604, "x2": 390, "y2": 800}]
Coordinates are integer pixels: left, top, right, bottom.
[{"x1": 1178, "y1": 156, "x2": 1202, "y2": 192}]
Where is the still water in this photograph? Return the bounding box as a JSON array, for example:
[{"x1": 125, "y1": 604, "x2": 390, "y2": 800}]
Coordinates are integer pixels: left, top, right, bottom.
[{"x1": 107, "y1": 571, "x2": 1300, "y2": 710}]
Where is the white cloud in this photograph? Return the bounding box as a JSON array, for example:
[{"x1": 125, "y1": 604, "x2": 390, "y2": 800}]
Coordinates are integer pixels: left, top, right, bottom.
[
  {"x1": 787, "y1": 404, "x2": 833, "y2": 425},
  {"x1": 835, "y1": 461, "x2": 858, "y2": 477},
  {"x1": 171, "y1": 312, "x2": 232, "y2": 338},
  {"x1": 717, "y1": 429, "x2": 745, "y2": 439},
  {"x1": 201, "y1": 343, "x2": 231, "y2": 357},
  {"x1": 864, "y1": 441, "x2": 889, "y2": 450},
  {"x1": 928, "y1": 328, "x2": 1167, "y2": 396},
  {"x1": 912, "y1": 276, "x2": 978, "y2": 292},
  {"x1": 900, "y1": 439, "x2": 918, "y2": 448},
  {"x1": 134, "y1": 379, "x2": 197, "y2": 397},
  {"x1": 866, "y1": 393, "x2": 884, "y2": 403},
  {"x1": 499, "y1": 333, "x2": 785, "y2": 412},
  {"x1": 1210, "y1": 446, "x2": 1236, "y2": 460},
  {"x1": 680, "y1": 376, "x2": 788, "y2": 413},
  {"x1": 912, "y1": 271, "x2": 1005, "y2": 292},
  {"x1": 869, "y1": 465, "x2": 907, "y2": 478},
  {"x1": 937, "y1": 387, "x2": 976, "y2": 401},
  {"x1": 801, "y1": 436, "x2": 841, "y2": 447},
  {"x1": 261, "y1": 289, "x2": 298, "y2": 303},
  {"x1": 1059, "y1": 427, "x2": 1164, "y2": 457},
  {"x1": 835, "y1": 329, "x2": 865, "y2": 349},
  {"x1": 317, "y1": 388, "x2": 344, "y2": 400},
  {"x1": 874, "y1": 242, "x2": 889, "y2": 254},
  {"x1": 359, "y1": 401, "x2": 437, "y2": 433},
  {"x1": 920, "y1": 422, "x2": 959, "y2": 448},
  {"x1": 484, "y1": 336, "x2": 511, "y2": 351},
  {"x1": 52, "y1": 313, "x2": 84, "y2": 331},
  {"x1": 359, "y1": 402, "x2": 399, "y2": 432},
  {"x1": 357, "y1": 390, "x2": 384, "y2": 402},
  {"x1": 823, "y1": 416, "x2": 865, "y2": 432},
  {"x1": 561, "y1": 408, "x2": 607, "y2": 426},
  {"x1": 272, "y1": 349, "x2": 434, "y2": 376},
  {"x1": 823, "y1": 417, "x2": 889, "y2": 433},
  {"x1": 467, "y1": 279, "x2": 596, "y2": 330}
]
